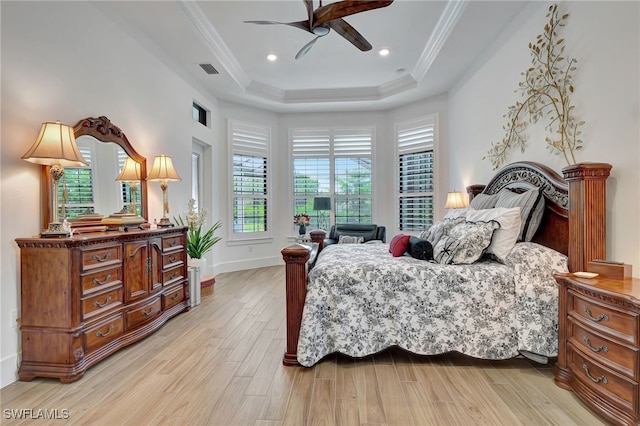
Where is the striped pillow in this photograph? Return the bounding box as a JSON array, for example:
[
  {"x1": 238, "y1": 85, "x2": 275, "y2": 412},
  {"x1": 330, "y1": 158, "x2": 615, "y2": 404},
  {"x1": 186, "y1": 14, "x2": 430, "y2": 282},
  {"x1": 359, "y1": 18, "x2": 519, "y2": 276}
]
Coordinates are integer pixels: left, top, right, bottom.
[
  {"x1": 495, "y1": 188, "x2": 544, "y2": 241},
  {"x1": 469, "y1": 193, "x2": 499, "y2": 209}
]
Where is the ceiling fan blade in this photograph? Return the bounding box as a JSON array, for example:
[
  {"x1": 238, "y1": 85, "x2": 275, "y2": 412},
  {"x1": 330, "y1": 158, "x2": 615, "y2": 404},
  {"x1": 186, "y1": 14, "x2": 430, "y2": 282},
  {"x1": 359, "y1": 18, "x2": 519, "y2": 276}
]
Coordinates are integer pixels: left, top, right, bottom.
[
  {"x1": 312, "y1": 0, "x2": 394, "y2": 29},
  {"x1": 295, "y1": 36, "x2": 320, "y2": 60},
  {"x1": 327, "y1": 18, "x2": 372, "y2": 51},
  {"x1": 244, "y1": 20, "x2": 311, "y2": 33}
]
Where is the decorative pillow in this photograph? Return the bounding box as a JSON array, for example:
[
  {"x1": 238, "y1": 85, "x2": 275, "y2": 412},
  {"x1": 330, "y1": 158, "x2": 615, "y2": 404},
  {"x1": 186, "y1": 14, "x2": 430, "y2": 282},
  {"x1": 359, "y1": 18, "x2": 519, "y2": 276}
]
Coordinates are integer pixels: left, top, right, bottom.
[
  {"x1": 465, "y1": 207, "x2": 520, "y2": 263},
  {"x1": 469, "y1": 193, "x2": 499, "y2": 210},
  {"x1": 338, "y1": 235, "x2": 364, "y2": 244},
  {"x1": 388, "y1": 234, "x2": 411, "y2": 257},
  {"x1": 495, "y1": 188, "x2": 544, "y2": 241},
  {"x1": 433, "y1": 220, "x2": 500, "y2": 265},
  {"x1": 418, "y1": 217, "x2": 465, "y2": 247},
  {"x1": 408, "y1": 236, "x2": 433, "y2": 260}
]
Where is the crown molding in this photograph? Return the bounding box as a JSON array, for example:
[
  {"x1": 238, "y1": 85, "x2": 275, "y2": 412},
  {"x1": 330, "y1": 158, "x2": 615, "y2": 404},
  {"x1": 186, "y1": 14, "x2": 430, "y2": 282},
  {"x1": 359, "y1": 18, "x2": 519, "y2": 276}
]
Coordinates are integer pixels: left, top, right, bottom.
[{"x1": 412, "y1": 0, "x2": 468, "y2": 83}]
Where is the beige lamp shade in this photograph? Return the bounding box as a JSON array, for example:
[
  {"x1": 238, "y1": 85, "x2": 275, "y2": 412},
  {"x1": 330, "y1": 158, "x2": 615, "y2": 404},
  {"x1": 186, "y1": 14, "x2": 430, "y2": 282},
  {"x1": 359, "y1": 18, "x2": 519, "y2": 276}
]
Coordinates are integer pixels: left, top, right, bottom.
[
  {"x1": 147, "y1": 155, "x2": 181, "y2": 182},
  {"x1": 116, "y1": 157, "x2": 142, "y2": 182},
  {"x1": 21, "y1": 121, "x2": 87, "y2": 167},
  {"x1": 444, "y1": 191, "x2": 467, "y2": 209}
]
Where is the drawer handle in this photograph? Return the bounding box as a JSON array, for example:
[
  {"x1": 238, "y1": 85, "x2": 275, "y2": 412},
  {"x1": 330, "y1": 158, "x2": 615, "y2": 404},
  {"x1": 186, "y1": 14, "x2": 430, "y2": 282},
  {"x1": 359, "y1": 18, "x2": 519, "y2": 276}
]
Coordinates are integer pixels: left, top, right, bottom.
[
  {"x1": 582, "y1": 364, "x2": 608, "y2": 384},
  {"x1": 168, "y1": 240, "x2": 177, "y2": 247},
  {"x1": 583, "y1": 336, "x2": 609, "y2": 353},
  {"x1": 168, "y1": 272, "x2": 178, "y2": 279},
  {"x1": 93, "y1": 252, "x2": 112, "y2": 262},
  {"x1": 168, "y1": 255, "x2": 178, "y2": 263},
  {"x1": 584, "y1": 307, "x2": 609, "y2": 322},
  {"x1": 93, "y1": 296, "x2": 112, "y2": 308},
  {"x1": 141, "y1": 307, "x2": 153, "y2": 316},
  {"x1": 92, "y1": 274, "x2": 112, "y2": 286},
  {"x1": 170, "y1": 293, "x2": 180, "y2": 300},
  {"x1": 96, "y1": 325, "x2": 114, "y2": 337}
]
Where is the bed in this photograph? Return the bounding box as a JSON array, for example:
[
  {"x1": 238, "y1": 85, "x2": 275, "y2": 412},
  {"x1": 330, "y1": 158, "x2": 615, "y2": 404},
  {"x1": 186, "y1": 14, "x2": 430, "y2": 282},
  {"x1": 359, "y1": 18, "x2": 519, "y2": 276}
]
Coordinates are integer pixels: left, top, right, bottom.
[{"x1": 281, "y1": 161, "x2": 610, "y2": 367}]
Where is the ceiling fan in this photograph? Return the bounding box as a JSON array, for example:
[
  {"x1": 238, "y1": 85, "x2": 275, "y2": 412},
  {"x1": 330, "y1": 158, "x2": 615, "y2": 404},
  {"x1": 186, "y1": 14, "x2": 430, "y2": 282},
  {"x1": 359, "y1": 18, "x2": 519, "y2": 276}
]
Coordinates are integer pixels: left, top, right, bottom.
[{"x1": 244, "y1": 0, "x2": 394, "y2": 59}]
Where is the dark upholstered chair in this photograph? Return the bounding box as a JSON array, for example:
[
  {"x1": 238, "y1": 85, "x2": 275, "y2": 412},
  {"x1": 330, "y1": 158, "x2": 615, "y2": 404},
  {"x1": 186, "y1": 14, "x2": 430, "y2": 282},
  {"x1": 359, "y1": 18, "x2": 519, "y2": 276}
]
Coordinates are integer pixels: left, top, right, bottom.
[{"x1": 324, "y1": 223, "x2": 386, "y2": 247}]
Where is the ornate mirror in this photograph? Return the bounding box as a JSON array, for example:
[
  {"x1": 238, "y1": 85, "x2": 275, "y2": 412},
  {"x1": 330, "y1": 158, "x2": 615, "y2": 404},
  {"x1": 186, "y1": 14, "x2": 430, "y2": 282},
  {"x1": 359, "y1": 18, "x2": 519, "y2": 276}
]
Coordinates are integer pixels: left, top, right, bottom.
[{"x1": 41, "y1": 116, "x2": 148, "y2": 231}]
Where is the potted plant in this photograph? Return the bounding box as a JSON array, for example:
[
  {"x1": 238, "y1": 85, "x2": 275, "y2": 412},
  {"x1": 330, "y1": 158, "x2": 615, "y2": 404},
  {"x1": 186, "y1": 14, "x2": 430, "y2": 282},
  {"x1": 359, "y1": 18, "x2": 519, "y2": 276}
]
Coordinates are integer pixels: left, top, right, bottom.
[{"x1": 175, "y1": 199, "x2": 222, "y2": 299}]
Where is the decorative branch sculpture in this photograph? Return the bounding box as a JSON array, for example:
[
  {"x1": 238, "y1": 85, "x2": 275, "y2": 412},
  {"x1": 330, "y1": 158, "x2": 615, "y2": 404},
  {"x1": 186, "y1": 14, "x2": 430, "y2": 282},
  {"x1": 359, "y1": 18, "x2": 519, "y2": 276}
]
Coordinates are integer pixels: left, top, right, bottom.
[{"x1": 485, "y1": 4, "x2": 583, "y2": 170}]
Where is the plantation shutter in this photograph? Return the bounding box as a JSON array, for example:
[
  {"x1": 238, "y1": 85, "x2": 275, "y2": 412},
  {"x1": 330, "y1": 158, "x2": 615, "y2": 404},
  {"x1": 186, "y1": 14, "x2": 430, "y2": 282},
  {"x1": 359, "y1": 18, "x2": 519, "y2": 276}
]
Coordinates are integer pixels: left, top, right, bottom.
[
  {"x1": 231, "y1": 121, "x2": 269, "y2": 234},
  {"x1": 397, "y1": 116, "x2": 436, "y2": 231}
]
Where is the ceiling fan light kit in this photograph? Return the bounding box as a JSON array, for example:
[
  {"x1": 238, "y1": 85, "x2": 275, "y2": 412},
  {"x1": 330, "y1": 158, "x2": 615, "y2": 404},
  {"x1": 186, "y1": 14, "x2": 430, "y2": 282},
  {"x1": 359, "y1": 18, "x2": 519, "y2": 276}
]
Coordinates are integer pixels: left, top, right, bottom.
[{"x1": 245, "y1": 0, "x2": 394, "y2": 59}]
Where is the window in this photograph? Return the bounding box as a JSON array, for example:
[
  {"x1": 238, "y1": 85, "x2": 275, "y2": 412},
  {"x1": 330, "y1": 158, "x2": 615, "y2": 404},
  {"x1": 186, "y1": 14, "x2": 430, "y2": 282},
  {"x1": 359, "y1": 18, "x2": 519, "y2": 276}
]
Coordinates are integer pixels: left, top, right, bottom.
[
  {"x1": 230, "y1": 121, "x2": 270, "y2": 237},
  {"x1": 292, "y1": 128, "x2": 373, "y2": 230},
  {"x1": 192, "y1": 102, "x2": 207, "y2": 126},
  {"x1": 59, "y1": 141, "x2": 95, "y2": 218},
  {"x1": 396, "y1": 116, "x2": 436, "y2": 231}
]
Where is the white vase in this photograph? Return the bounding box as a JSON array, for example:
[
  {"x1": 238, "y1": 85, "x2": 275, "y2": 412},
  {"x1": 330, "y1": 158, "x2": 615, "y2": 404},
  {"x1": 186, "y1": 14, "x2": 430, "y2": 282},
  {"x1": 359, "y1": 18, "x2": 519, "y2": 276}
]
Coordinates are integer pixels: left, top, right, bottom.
[{"x1": 188, "y1": 257, "x2": 205, "y2": 307}]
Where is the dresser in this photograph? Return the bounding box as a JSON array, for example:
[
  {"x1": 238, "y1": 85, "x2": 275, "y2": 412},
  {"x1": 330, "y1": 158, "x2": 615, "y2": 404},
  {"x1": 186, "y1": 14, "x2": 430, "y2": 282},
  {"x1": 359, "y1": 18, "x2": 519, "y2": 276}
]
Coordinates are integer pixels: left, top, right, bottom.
[
  {"x1": 16, "y1": 227, "x2": 190, "y2": 383},
  {"x1": 554, "y1": 273, "x2": 640, "y2": 426}
]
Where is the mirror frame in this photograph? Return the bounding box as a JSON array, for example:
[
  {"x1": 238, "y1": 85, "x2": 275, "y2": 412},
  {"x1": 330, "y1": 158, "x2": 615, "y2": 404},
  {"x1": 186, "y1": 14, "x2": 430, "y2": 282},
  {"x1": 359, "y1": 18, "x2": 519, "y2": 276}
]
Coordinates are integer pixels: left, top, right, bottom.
[{"x1": 41, "y1": 116, "x2": 148, "y2": 230}]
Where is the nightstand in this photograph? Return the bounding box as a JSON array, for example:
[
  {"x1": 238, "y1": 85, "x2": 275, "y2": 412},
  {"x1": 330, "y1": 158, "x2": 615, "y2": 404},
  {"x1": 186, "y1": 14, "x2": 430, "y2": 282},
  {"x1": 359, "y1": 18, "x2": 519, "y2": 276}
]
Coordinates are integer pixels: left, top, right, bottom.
[{"x1": 553, "y1": 273, "x2": 640, "y2": 426}]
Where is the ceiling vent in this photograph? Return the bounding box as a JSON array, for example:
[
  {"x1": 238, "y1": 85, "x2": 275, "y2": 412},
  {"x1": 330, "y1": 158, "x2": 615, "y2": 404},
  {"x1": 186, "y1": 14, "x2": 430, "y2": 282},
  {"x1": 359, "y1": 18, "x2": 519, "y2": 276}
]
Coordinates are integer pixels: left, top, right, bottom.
[{"x1": 199, "y1": 63, "x2": 219, "y2": 75}]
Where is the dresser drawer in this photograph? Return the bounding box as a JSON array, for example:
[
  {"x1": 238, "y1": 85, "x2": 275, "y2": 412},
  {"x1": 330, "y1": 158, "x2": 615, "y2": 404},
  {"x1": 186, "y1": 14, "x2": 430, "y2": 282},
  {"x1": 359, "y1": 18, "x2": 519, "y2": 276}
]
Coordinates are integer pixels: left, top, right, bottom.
[
  {"x1": 81, "y1": 245, "x2": 122, "y2": 271},
  {"x1": 82, "y1": 288, "x2": 123, "y2": 320},
  {"x1": 81, "y1": 266, "x2": 123, "y2": 295},
  {"x1": 570, "y1": 319, "x2": 639, "y2": 380},
  {"x1": 569, "y1": 346, "x2": 638, "y2": 416},
  {"x1": 163, "y1": 265, "x2": 184, "y2": 286},
  {"x1": 84, "y1": 314, "x2": 124, "y2": 353},
  {"x1": 162, "y1": 235, "x2": 184, "y2": 252},
  {"x1": 569, "y1": 290, "x2": 639, "y2": 346},
  {"x1": 163, "y1": 285, "x2": 185, "y2": 310},
  {"x1": 125, "y1": 297, "x2": 161, "y2": 330},
  {"x1": 163, "y1": 251, "x2": 184, "y2": 269}
]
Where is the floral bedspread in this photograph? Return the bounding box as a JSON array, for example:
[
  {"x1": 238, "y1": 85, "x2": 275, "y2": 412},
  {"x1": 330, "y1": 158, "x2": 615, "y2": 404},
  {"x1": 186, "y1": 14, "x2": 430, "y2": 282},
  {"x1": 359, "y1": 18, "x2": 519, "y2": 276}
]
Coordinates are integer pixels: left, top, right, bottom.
[{"x1": 296, "y1": 242, "x2": 567, "y2": 366}]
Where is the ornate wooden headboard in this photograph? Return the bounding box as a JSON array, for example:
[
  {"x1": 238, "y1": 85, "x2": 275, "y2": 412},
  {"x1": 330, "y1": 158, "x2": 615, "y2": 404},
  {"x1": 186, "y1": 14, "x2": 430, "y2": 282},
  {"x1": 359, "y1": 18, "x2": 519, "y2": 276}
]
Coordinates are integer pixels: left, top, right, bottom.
[
  {"x1": 467, "y1": 161, "x2": 569, "y2": 256},
  {"x1": 467, "y1": 161, "x2": 611, "y2": 272}
]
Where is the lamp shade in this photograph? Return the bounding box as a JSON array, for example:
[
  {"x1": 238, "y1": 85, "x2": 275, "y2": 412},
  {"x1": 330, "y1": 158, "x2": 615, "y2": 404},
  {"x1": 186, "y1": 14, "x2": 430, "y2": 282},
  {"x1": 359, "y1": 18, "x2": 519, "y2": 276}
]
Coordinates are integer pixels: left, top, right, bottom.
[
  {"x1": 116, "y1": 157, "x2": 142, "y2": 182},
  {"x1": 313, "y1": 196, "x2": 331, "y2": 211},
  {"x1": 444, "y1": 191, "x2": 466, "y2": 209},
  {"x1": 147, "y1": 155, "x2": 181, "y2": 181},
  {"x1": 21, "y1": 121, "x2": 87, "y2": 167}
]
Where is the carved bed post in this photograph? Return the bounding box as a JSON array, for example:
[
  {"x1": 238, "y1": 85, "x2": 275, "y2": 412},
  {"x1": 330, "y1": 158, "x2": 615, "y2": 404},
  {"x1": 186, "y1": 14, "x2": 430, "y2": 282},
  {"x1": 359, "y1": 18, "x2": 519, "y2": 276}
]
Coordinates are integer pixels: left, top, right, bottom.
[
  {"x1": 281, "y1": 245, "x2": 311, "y2": 366},
  {"x1": 562, "y1": 162, "x2": 612, "y2": 273}
]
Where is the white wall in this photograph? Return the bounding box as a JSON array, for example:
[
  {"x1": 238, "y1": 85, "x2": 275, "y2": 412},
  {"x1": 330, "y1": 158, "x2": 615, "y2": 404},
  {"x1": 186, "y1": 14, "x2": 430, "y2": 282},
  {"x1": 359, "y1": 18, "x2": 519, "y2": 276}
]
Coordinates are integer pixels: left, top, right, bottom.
[
  {"x1": 449, "y1": 1, "x2": 640, "y2": 271},
  {"x1": 0, "y1": 1, "x2": 219, "y2": 387}
]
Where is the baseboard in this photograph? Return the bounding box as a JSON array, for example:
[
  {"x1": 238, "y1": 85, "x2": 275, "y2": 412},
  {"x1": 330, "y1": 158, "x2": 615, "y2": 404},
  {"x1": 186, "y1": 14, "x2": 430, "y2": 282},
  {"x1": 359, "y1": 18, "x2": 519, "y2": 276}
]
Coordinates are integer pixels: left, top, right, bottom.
[
  {"x1": 1, "y1": 352, "x2": 19, "y2": 389},
  {"x1": 214, "y1": 256, "x2": 282, "y2": 274}
]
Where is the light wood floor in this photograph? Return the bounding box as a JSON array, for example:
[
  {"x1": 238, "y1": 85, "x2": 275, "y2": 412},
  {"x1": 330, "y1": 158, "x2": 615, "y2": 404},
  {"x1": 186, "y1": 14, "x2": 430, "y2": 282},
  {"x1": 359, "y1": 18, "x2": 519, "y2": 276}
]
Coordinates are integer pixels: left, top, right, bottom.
[{"x1": 1, "y1": 265, "x2": 609, "y2": 426}]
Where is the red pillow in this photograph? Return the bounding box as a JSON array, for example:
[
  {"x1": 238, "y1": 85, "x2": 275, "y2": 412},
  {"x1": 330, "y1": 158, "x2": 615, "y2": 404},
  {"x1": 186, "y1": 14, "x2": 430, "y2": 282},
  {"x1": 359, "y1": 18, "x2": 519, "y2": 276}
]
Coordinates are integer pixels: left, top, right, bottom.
[{"x1": 389, "y1": 234, "x2": 411, "y2": 257}]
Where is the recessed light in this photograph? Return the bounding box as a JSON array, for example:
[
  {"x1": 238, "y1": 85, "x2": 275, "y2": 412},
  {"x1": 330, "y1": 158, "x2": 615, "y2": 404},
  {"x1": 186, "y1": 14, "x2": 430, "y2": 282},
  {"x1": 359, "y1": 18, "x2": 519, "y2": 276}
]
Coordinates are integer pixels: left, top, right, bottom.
[
  {"x1": 378, "y1": 48, "x2": 390, "y2": 56},
  {"x1": 266, "y1": 53, "x2": 277, "y2": 62}
]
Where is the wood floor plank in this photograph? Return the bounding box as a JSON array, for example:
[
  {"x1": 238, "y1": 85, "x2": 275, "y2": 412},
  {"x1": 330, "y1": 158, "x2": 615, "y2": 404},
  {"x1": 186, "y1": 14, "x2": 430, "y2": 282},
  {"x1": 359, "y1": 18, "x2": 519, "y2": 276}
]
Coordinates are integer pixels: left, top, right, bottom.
[
  {"x1": 0, "y1": 266, "x2": 609, "y2": 426},
  {"x1": 374, "y1": 364, "x2": 414, "y2": 425},
  {"x1": 307, "y1": 378, "x2": 336, "y2": 426}
]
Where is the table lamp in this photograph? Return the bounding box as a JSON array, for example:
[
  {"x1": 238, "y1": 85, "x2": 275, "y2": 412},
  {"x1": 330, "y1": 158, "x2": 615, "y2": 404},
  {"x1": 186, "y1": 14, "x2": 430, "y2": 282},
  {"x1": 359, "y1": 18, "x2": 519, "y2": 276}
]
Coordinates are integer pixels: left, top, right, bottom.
[
  {"x1": 444, "y1": 190, "x2": 467, "y2": 209},
  {"x1": 313, "y1": 196, "x2": 332, "y2": 231},
  {"x1": 116, "y1": 157, "x2": 143, "y2": 215},
  {"x1": 22, "y1": 121, "x2": 87, "y2": 237},
  {"x1": 147, "y1": 154, "x2": 181, "y2": 227}
]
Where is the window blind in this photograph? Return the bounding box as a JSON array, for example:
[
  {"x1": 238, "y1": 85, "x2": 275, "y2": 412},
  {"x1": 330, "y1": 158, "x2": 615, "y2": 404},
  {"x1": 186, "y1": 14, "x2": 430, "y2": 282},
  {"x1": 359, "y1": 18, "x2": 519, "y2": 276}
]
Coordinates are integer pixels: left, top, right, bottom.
[
  {"x1": 396, "y1": 116, "x2": 436, "y2": 231},
  {"x1": 231, "y1": 121, "x2": 269, "y2": 234}
]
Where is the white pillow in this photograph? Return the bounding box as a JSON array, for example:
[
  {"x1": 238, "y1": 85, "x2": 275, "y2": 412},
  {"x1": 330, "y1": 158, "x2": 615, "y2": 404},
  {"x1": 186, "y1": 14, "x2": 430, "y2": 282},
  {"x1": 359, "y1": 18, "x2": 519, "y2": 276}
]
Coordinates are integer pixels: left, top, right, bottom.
[
  {"x1": 465, "y1": 207, "x2": 521, "y2": 262},
  {"x1": 444, "y1": 207, "x2": 469, "y2": 219}
]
